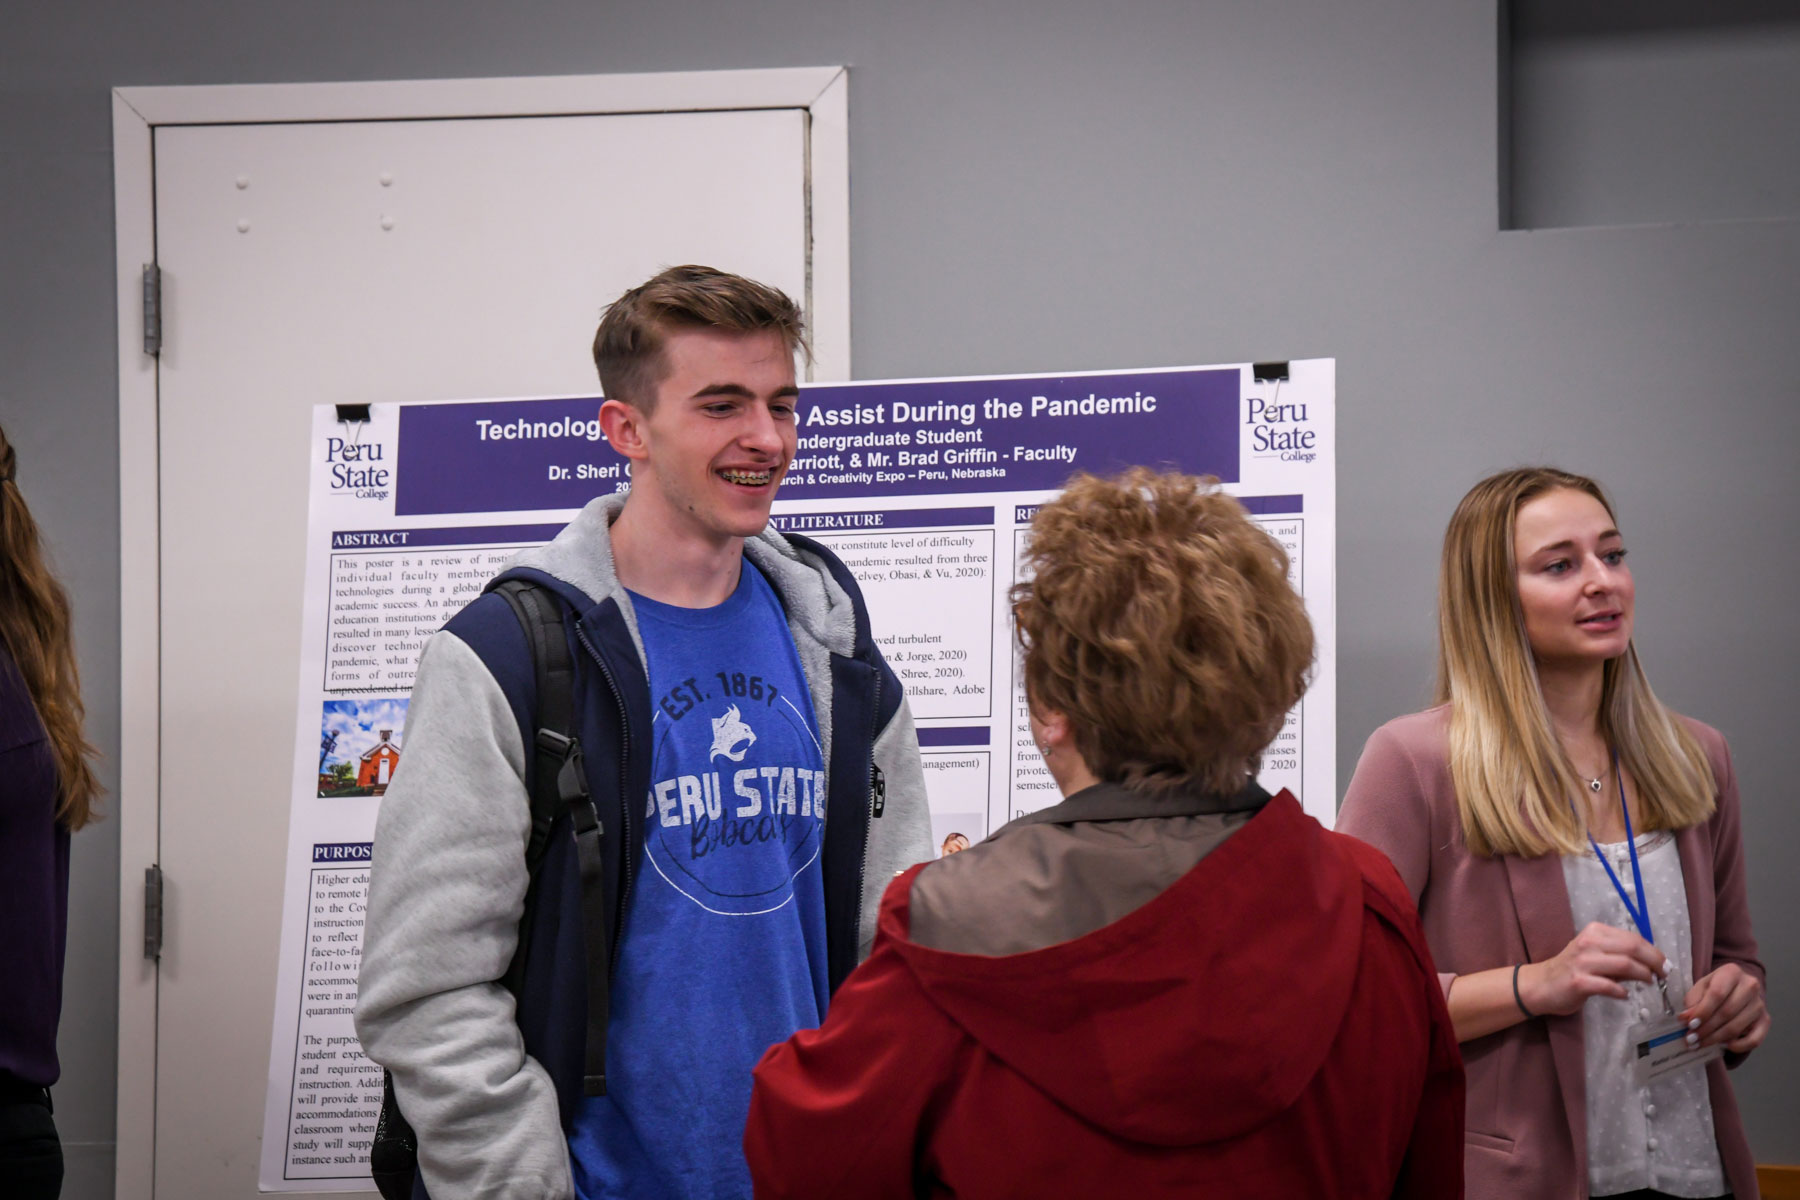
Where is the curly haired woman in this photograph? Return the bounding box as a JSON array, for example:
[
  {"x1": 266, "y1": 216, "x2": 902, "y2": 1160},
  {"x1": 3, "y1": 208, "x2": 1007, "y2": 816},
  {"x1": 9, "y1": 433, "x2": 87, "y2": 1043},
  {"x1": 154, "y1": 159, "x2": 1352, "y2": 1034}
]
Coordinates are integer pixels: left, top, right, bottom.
[{"x1": 745, "y1": 469, "x2": 1463, "y2": 1199}]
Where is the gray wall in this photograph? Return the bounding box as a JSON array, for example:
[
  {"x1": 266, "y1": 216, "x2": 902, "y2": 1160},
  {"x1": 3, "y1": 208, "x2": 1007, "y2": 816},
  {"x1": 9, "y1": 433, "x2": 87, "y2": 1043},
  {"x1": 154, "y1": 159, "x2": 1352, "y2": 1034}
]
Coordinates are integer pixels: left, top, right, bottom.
[
  {"x1": 3, "y1": 1, "x2": 1795, "y2": 1194},
  {"x1": 1508, "y1": 4, "x2": 1800, "y2": 228}
]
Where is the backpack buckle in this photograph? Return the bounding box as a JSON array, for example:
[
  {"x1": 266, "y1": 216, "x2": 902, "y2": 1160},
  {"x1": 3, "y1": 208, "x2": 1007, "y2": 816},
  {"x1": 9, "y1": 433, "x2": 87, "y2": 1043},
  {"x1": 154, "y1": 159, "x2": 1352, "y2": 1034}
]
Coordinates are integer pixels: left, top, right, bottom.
[{"x1": 536, "y1": 729, "x2": 593, "y2": 812}]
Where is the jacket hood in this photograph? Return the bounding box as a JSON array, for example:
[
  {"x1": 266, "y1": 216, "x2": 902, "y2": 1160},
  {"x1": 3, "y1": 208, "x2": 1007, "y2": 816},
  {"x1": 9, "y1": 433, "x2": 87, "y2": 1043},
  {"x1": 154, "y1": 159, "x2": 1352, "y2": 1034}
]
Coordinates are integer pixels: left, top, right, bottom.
[
  {"x1": 887, "y1": 792, "x2": 1366, "y2": 1146},
  {"x1": 500, "y1": 493, "x2": 862, "y2": 660}
]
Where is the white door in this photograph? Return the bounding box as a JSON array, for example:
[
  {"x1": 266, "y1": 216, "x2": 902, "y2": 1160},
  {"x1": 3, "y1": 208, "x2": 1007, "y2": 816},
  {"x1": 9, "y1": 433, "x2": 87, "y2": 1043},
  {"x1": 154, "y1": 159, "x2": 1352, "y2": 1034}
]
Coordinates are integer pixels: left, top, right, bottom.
[{"x1": 146, "y1": 100, "x2": 820, "y2": 1198}]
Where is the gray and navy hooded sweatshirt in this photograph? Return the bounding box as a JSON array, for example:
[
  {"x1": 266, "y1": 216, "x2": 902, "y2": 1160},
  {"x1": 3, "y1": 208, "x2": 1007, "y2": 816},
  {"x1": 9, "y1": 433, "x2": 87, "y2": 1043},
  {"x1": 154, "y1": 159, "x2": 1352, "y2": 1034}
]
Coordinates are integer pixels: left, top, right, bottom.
[{"x1": 354, "y1": 494, "x2": 933, "y2": 1199}]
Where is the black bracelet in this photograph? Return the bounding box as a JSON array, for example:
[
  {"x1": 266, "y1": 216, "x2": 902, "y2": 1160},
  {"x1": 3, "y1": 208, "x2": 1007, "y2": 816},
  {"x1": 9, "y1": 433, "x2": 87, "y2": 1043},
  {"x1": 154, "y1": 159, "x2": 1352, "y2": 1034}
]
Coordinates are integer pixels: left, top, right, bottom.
[{"x1": 1513, "y1": 962, "x2": 1536, "y2": 1019}]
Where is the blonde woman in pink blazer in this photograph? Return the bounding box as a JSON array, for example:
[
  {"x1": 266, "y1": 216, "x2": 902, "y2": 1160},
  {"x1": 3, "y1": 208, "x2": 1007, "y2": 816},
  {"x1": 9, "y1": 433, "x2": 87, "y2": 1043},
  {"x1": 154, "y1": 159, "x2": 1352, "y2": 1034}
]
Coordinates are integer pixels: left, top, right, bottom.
[{"x1": 1339, "y1": 467, "x2": 1768, "y2": 1200}]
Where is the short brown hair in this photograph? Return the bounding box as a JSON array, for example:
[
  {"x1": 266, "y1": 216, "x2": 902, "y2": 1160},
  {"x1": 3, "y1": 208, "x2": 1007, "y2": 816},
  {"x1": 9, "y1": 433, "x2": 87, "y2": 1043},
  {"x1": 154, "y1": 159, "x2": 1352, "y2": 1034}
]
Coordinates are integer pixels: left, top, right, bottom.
[
  {"x1": 1011, "y1": 469, "x2": 1313, "y2": 795},
  {"x1": 591, "y1": 265, "x2": 809, "y2": 408}
]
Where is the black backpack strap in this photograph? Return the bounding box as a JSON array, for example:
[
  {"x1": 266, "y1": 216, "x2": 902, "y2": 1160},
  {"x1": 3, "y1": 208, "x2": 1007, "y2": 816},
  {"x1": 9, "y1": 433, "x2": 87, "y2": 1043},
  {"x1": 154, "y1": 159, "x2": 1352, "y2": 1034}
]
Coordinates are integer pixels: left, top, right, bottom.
[
  {"x1": 494, "y1": 581, "x2": 577, "y2": 874},
  {"x1": 368, "y1": 582, "x2": 614, "y2": 1194},
  {"x1": 492, "y1": 580, "x2": 612, "y2": 1098},
  {"x1": 369, "y1": 1071, "x2": 418, "y2": 1200}
]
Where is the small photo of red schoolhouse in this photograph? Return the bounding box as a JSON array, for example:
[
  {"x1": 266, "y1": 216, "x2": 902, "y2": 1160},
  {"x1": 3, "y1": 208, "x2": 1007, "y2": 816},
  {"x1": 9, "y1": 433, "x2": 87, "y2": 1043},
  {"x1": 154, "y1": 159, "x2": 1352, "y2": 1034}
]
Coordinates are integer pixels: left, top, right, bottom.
[
  {"x1": 356, "y1": 729, "x2": 402, "y2": 792},
  {"x1": 318, "y1": 698, "x2": 410, "y2": 798}
]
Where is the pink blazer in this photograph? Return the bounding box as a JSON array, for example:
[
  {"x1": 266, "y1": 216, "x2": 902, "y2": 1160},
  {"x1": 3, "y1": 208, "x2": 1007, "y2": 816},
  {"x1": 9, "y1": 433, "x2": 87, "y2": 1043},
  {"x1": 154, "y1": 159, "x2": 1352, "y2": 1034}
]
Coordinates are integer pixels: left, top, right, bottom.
[{"x1": 1337, "y1": 706, "x2": 1764, "y2": 1200}]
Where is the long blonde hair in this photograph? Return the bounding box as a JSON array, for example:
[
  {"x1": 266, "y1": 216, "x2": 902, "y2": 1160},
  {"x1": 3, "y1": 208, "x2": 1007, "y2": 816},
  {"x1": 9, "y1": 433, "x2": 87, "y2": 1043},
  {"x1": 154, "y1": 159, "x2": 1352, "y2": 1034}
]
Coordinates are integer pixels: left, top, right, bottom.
[
  {"x1": 0, "y1": 427, "x2": 101, "y2": 830},
  {"x1": 1436, "y1": 467, "x2": 1713, "y2": 857}
]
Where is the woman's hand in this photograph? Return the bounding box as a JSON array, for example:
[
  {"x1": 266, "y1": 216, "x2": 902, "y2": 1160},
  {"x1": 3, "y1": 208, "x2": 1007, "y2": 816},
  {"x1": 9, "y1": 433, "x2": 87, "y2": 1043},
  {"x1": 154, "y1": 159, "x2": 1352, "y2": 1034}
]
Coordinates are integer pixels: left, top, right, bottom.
[
  {"x1": 1522, "y1": 922, "x2": 1667, "y2": 1017},
  {"x1": 1683, "y1": 964, "x2": 1769, "y2": 1054}
]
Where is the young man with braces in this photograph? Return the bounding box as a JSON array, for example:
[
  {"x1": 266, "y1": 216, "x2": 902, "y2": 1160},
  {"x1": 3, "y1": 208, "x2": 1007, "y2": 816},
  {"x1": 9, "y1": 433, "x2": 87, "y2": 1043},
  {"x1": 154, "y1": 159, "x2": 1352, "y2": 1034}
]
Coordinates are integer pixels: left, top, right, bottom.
[{"x1": 357, "y1": 265, "x2": 931, "y2": 1199}]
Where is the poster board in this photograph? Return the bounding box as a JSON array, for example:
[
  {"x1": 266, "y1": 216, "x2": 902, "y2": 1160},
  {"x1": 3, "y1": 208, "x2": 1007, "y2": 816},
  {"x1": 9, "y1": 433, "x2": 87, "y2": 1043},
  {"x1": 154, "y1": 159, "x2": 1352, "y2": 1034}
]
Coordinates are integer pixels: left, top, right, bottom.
[{"x1": 257, "y1": 359, "x2": 1335, "y2": 1188}]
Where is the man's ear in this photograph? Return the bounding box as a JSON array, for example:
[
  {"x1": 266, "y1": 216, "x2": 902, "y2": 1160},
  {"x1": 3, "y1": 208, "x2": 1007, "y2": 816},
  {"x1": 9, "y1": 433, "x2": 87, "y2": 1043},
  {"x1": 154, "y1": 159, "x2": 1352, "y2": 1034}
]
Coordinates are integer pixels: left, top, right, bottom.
[{"x1": 599, "y1": 398, "x2": 649, "y2": 462}]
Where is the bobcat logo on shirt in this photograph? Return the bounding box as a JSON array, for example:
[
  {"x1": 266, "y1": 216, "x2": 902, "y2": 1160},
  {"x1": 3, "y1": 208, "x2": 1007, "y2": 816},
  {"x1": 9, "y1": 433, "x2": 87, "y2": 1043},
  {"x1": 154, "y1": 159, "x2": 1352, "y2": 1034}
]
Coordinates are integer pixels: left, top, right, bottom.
[{"x1": 709, "y1": 704, "x2": 757, "y2": 763}]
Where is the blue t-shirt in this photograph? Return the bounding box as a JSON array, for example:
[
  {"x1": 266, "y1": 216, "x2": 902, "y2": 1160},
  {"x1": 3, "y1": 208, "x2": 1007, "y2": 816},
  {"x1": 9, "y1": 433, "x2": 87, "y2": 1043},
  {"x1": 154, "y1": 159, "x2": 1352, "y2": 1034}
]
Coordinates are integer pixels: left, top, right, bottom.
[{"x1": 569, "y1": 561, "x2": 829, "y2": 1200}]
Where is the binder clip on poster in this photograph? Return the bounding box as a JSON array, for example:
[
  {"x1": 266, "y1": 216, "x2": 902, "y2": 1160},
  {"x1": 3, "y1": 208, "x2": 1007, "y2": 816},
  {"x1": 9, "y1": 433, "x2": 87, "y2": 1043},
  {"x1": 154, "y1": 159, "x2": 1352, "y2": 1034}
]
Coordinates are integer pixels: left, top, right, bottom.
[{"x1": 330, "y1": 403, "x2": 390, "y2": 499}]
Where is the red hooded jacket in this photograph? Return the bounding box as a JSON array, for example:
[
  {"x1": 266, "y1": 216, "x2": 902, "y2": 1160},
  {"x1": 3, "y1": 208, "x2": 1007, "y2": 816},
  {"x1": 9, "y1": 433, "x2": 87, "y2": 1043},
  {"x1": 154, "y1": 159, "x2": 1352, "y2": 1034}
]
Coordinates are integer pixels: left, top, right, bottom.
[{"x1": 746, "y1": 789, "x2": 1464, "y2": 1198}]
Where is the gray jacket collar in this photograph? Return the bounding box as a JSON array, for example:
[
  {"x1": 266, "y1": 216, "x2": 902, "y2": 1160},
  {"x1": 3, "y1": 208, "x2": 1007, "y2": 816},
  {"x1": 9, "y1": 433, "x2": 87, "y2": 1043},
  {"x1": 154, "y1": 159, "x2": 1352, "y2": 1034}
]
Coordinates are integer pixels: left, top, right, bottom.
[
  {"x1": 507, "y1": 492, "x2": 861, "y2": 660},
  {"x1": 997, "y1": 778, "x2": 1272, "y2": 837}
]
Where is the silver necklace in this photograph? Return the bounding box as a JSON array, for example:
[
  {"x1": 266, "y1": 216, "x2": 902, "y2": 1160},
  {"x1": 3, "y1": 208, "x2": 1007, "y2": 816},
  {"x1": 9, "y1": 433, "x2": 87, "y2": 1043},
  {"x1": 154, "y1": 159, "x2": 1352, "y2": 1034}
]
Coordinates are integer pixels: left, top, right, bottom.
[{"x1": 1587, "y1": 775, "x2": 1603, "y2": 793}]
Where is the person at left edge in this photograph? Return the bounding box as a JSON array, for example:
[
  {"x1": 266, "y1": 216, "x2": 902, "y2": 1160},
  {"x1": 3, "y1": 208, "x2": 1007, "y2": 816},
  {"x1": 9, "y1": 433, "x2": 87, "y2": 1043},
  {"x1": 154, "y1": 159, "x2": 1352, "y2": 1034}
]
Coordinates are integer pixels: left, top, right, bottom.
[
  {"x1": 354, "y1": 266, "x2": 933, "y2": 1200},
  {"x1": 0, "y1": 425, "x2": 104, "y2": 1200}
]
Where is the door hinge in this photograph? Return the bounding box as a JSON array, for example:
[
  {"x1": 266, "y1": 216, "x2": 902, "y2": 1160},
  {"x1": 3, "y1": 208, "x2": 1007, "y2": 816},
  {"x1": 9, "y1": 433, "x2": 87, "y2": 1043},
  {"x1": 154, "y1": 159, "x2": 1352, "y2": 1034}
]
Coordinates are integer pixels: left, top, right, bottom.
[
  {"x1": 141, "y1": 263, "x2": 162, "y2": 357},
  {"x1": 144, "y1": 864, "x2": 164, "y2": 960}
]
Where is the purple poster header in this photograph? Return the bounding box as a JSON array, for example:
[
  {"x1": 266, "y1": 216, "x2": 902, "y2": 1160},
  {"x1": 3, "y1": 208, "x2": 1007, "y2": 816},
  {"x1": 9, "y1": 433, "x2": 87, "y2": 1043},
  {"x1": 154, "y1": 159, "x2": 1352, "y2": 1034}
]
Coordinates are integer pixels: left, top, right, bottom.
[
  {"x1": 333, "y1": 524, "x2": 567, "y2": 550},
  {"x1": 1239, "y1": 494, "x2": 1303, "y2": 517},
  {"x1": 916, "y1": 726, "x2": 992, "y2": 748},
  {"x1": 1016, "y1": 493, "x2": 1297, "y2": 526},
  {"x1": 397, "y1": 398, "x2": 623, "y2": 517},
  {"x1": 792, "y1": 370, "x2": 1238, "y2": 499},
  {"x1": 312, "y1": 842, "x2": 373, "y2": 863},
  {"x1": 769, "y1": 507, "x2": 993, "y2": 535},
  {"x1": 394, "y1": 369, "x2": 1239, "y2": 517}
]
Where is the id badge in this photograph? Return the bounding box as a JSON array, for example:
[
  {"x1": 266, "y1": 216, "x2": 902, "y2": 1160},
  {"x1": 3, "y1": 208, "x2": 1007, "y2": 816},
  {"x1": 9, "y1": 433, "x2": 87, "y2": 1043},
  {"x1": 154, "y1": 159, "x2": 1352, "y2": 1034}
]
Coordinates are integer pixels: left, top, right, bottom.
[{"x1": 1628, "y1": 1014, "x2": 1723, "y2": 1085}]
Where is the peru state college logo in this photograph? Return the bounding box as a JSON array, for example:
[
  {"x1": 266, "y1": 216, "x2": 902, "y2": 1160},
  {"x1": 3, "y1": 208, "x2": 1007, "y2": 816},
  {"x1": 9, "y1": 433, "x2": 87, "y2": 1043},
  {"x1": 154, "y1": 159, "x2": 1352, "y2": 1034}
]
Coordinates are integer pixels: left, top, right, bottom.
[{"x1": 709, "y1": 705, "x2": 757, "y2": 762}]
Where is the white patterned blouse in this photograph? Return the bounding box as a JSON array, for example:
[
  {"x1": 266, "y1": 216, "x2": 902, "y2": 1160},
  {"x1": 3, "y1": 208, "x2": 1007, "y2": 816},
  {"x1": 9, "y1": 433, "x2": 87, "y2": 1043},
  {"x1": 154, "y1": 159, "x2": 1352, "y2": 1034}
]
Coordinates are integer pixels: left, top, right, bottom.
[{"x1": 1562, "y1": 830, "x2": 1728, "y2": 1199}]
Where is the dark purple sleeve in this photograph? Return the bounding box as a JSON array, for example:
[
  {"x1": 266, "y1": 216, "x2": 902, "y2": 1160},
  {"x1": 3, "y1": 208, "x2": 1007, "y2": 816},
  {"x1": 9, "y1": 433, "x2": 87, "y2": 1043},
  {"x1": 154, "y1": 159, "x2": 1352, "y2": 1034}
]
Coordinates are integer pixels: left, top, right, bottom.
[{"x1": 0, "y1": 660, "x2": 70, "y2": 1089}]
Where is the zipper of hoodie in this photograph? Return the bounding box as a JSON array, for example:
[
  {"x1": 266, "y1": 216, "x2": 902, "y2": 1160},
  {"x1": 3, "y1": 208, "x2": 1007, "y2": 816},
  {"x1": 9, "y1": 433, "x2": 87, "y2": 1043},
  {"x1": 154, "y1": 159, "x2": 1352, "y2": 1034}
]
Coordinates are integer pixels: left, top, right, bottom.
[
  {"x1": 574, "y1": 618, "x2": 634, "y2": 964},
  {"x1": 854, "y1": 665, "x2": 882, "y2": 958}
]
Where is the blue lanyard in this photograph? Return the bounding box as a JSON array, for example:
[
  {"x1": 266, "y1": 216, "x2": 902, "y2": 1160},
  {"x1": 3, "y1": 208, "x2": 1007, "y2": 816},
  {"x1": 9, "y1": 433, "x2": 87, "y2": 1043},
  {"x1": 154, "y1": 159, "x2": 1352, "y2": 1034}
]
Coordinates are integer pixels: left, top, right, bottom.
[{"x1": 1584, "y1": 749, "x2": 1653, "y2": 946}]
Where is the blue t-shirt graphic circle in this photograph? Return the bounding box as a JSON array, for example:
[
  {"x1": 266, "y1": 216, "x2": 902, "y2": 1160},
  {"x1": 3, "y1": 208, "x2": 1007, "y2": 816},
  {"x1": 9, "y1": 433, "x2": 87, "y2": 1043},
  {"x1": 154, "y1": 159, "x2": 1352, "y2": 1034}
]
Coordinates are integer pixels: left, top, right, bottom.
[{"x1": 643, "y1": 684, "x2": 826, "y2": 916}]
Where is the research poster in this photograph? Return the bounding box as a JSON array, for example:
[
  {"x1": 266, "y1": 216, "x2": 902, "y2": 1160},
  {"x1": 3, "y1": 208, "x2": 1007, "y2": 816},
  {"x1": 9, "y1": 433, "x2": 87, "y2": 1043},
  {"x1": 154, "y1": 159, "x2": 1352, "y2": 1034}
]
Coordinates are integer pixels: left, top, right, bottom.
[{"x1": 258, "y1": 360, "x2": 1336, "y2": 1189}]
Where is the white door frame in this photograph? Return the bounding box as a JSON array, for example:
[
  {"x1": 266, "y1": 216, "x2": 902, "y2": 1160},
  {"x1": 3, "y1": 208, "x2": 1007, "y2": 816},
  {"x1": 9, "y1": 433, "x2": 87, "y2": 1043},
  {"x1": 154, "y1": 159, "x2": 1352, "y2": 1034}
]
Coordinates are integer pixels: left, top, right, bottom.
[{"x1": 110, "y1": 66, "x2": 849, "y2": 1200}]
